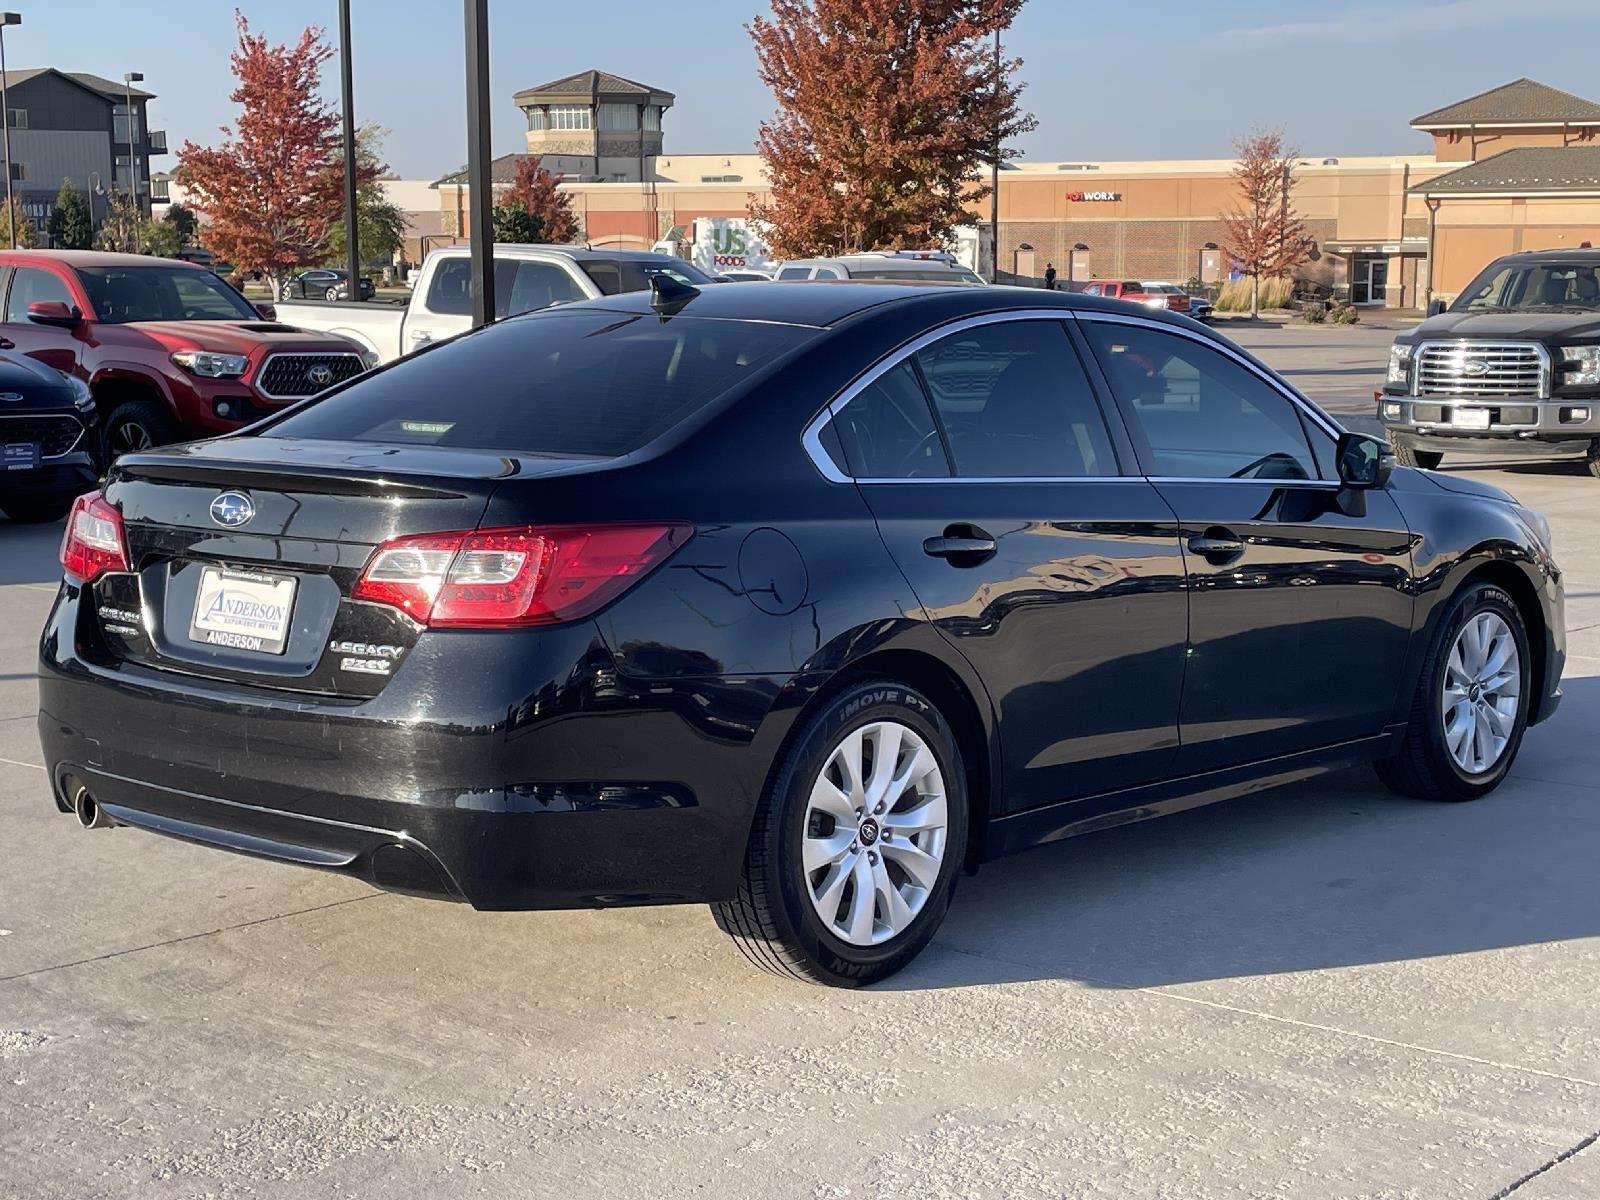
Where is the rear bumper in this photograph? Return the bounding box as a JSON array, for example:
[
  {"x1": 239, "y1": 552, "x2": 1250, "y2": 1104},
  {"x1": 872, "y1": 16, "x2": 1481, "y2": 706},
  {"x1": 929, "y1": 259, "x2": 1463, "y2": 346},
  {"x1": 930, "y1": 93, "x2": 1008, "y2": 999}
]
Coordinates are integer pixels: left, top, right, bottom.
[{"x1": 37, "y1": 586, "x2": 790, "y2": 909}]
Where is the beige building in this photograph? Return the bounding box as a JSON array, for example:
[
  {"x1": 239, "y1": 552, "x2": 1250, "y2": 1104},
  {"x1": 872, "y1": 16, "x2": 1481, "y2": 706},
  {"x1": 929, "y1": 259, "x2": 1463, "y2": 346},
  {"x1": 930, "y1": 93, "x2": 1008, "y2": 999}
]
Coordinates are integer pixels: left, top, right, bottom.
[{"x1": 435, "y1": 75, "x2": 1600, "y2": 306}]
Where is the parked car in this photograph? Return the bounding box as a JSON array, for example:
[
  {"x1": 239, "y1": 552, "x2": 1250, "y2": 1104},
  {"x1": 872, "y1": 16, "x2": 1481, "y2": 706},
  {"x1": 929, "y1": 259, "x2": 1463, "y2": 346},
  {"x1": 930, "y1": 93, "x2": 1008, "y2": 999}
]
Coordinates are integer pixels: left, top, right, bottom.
[
  {"x1": 1080, "y1": 279, "x2": 1171, "y2": 310},
  {"x1": 0, "y1": 250, "x2": 374, "y2": 454},
  {"x1": 1189, "y1": 295, "x2": 1215, "y2": 321},
  {"x1": 280, "y1": 269, "x2": 376, "y2": 302},
  {"x1": 1138, "y1": 282, "x2": 1200, "y2": 316},
  {"x1": 0, "y1": 353, "x2": 99, "y2": 522},
  {"x1": 1381, "y1": 248, "x2": 1600, "y2": 475},
  {"x1": 39, "y1": 282, "x2": 1562, "y2": 987},
  {"x1": 275, "y1": 245, "x2": 718, "y2": 364},
  {"x1": 773, "y1": 251, "x2": 984, "y2": 284}
]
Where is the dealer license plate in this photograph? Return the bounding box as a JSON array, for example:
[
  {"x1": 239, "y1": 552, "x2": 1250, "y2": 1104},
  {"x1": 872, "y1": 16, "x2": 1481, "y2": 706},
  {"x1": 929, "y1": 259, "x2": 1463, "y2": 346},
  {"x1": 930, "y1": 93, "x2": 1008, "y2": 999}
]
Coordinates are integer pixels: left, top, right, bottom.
[
  {"x1": 3, "y1": 442, "x2": 40, "y2": 471},
  {"x1": 1453, "y1": 408, "x2": 1491, "y2": 431},
  {"x1": 189, "y1": 566, "x2": 297, "y2": 655}
]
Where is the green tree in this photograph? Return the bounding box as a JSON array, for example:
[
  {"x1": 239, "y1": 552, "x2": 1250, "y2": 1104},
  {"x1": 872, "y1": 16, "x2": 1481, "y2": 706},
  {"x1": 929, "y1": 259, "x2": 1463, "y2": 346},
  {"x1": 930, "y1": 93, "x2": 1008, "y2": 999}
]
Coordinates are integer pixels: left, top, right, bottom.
[
  {"x1": 141, "y1": 219, "x2": 184, "y2": 258},
  {"x1": 94, "y1": 189, "x2": 143, "y2": 252},
  {"x1": 326, "y1": 125, "x2": 406, "y2": 268},
  {"x1": 48, "y1": 179, "x2": 93, "y2": 249},
  {"x1": 492, "y1": 202, "x2": 545, "y2": 244},
  {"x1": 163, "y1": 201, "x2": 199, "y2": 245},
  {"x1": 0, "y1": 195, "x2": 40, "y2": 248}
]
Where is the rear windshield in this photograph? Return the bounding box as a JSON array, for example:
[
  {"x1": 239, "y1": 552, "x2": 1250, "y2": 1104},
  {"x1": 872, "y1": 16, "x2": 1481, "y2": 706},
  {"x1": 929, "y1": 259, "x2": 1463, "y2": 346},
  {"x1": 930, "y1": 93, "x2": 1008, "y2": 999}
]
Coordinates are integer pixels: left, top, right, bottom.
[
  {"x1": 266, "y1": 311, "x2": 814, "y2": 458},
  {"x1": 845, "y1": 268, "x2": 983, "y2": 284}
]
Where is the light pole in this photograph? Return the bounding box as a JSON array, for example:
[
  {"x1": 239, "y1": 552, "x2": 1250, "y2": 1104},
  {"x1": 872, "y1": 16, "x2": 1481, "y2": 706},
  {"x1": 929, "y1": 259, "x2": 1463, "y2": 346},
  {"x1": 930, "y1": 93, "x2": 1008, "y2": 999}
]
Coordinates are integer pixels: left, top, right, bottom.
[
  {"x1": 122, "y1": 71, "x2": 144, "y2": 228},
  {"x1": 338, "y1": 0, "x2": 360, "y2": 300},
  {"x1": 1067, "y1": 242, "x2": 1088, "y2": 283},
  {"x1": 463, "y1": 0, "x2": 494, "y2": 327},
  {"x1": 1424, "y1": 196, "x2": 1441, "y2": 309},
  {"x1": 0, "y1": 13, "x2": 21, "y2": 250},
  {"x1": 989, "y1": 27, "x2": 999, "y2": 283},
  {"x1": 1197, "y1": 240, "x2": 1217, "y2": 291}
]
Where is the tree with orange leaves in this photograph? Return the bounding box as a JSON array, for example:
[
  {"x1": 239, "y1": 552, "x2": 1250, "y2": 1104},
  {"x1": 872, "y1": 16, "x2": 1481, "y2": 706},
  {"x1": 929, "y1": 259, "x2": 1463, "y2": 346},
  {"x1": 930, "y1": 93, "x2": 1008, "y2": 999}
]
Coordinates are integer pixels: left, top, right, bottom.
[
  {"x1": 1220, "y1": 129, "x2": 1312, "y2": 318},
  {"x1": 177, "y1": 12, "x2": 372, "y2": 293},
  {"x1": 497, "y1": 158, "x2": 579, "y2": 245},
  {"x1": 748, "y1": 0, "x2": 1035, "y2": 258}
]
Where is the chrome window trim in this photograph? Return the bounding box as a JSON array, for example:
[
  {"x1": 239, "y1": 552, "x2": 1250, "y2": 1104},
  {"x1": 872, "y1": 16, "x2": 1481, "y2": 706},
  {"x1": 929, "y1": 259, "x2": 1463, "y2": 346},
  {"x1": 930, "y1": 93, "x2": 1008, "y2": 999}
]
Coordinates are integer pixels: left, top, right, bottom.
[
  {"x1": 255, "y1": 351, "x2": 367, "y2": 401},
  {"x1": 0, "y1": 411, "x2": 85, "y2": 460},
  {"x1": 800, "y1": 308, "x2": 1349, "y2": 486}
]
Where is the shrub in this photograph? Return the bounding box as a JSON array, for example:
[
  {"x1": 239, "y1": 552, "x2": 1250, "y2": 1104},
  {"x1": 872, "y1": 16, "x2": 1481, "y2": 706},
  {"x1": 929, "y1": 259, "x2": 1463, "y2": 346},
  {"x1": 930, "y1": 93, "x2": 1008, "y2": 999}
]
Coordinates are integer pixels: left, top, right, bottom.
[
  {"x1": 1300, "y1": 302, "x2": 1326, "y2": 323},
  {"x1": 1330, "y1": 300, "x2": 1360, "y2": 325},
  {"x1": 1213, "y1": 275, "x2": 1294, "y2": 312}
]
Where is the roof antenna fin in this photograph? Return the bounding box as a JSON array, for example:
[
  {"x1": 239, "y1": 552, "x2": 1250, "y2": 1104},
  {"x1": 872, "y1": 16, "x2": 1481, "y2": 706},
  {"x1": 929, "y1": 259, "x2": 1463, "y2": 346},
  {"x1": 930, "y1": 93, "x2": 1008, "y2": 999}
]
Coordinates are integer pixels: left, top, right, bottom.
[{"x1": 650, "y1": 272, "x2": 699, "y2": 316}]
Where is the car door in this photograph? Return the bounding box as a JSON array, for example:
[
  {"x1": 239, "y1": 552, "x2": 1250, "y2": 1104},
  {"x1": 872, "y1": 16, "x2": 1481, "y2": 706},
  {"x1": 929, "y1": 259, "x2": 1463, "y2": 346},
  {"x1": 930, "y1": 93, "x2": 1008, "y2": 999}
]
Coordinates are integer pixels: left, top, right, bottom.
[
  {"x1": 1080, "y1": 315, "x2": 1415, "y2": 773},
  {"x1": 818, "y1": 314, "x2": 1188, "y2": 810},
  {"x1": 0, "y1": 264, "x2": 85, "y2": 377}
]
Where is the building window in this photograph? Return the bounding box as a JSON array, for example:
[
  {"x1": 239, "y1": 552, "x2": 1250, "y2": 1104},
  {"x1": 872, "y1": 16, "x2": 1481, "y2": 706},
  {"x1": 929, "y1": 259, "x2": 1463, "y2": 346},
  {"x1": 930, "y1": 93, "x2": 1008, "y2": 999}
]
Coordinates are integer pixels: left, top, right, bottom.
[
  {"x1": 113, "y1": 104, "x2": 142, "y2": 144},
  {"x1": 597, "y1": 103, "x2": 638, "y2": 131},
  {"x1": 6, "y1": 108, "x2": 24, "y2": 129},
  {"x1": 548, "y1": 105, "x2": 591, "y2": 131},
  {"x1": 526, "y1": 107, "x2": 546, "y2": 131},
  {"x1": 8, "y1": 161, "x2": 26, "y2": 182},
  {"x1": 150, "y1": 176, "x2": 170, "y2": 201},
  {"x1": 643, "y1": 105, "x2": 661, "y2": 132}
]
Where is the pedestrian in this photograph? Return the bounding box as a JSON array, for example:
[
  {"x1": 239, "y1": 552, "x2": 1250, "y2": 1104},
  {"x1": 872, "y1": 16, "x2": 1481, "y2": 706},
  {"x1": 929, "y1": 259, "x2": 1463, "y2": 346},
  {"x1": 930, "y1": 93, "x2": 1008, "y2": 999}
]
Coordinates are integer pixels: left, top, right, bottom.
[{"x1": 1044, "y1": 262, "x2": 1057, "y2": 291}]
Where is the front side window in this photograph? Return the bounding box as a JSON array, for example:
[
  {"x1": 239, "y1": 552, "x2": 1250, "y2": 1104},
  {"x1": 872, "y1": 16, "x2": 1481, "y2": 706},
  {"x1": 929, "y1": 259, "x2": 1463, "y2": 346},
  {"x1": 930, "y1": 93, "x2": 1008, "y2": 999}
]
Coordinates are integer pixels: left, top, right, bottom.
[
  {"x1": 267, "y1": 312, "x2": 814, "y2": 458},
  {"x1": 4, "y1": 267, "x2": 74, "y2": 323},
  {"x1": 1082, "y1": 321, "x2": 1318, "y2": 481},
  {"x1": 914, "y1": 320, "x2": 1118, "y2": 478},
  {"x1": 426, "y1": 258, "x2": 588, "y2": 317},
  {"x1": 828, "y1": 360, "x2": 949, "y2": 479},
  {"x1": 776, "y1": 267, "x2": 811, "y2": 280},
  {"x1": 76, "y1": 266, "x2": 257, "y2": 323},
  {"x1": 579, "y1": 258, "x2": 714, "y2": 296}
]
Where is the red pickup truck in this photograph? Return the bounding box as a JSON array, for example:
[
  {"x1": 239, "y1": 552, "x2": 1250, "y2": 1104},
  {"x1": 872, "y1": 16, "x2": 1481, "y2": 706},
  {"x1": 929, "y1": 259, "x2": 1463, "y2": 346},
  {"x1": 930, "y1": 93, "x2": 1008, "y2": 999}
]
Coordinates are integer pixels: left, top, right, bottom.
[
  {"x1": 0, "y1": 250, "x2": 371, "y2": 455},
  {"x1": 1078, "y1": 279, "x2": 1191, "y2": 313}
]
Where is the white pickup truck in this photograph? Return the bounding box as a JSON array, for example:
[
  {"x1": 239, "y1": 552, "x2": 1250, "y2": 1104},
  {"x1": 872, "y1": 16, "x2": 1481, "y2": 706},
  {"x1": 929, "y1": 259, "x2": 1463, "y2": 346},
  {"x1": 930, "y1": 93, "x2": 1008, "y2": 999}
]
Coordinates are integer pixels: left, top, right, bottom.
[{"x1": 275, "y1": 244, "x2": 718, "y2": 364}]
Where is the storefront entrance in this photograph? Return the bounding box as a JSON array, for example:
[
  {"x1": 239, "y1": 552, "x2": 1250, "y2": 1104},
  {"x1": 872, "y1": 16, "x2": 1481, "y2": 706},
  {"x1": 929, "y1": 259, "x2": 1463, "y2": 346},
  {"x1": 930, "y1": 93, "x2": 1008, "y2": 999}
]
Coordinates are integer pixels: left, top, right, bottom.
[{"x1": 1352, "y1": 257, "x2": 1389, "y2": 306}]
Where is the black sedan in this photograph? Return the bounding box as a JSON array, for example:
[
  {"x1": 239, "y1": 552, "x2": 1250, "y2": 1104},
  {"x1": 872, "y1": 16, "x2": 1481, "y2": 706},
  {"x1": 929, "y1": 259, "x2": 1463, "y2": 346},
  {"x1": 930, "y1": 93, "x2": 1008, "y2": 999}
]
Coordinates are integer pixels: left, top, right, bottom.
[
  {"x1": 0, "y1": 353, "x2": 99, "y2": 522},
  {"x1": 280, "y1": 268, "x2": 376, "y2": 302},
  {"x1": 37, "y1": 282, "x2": 1563, "y2": 986}
]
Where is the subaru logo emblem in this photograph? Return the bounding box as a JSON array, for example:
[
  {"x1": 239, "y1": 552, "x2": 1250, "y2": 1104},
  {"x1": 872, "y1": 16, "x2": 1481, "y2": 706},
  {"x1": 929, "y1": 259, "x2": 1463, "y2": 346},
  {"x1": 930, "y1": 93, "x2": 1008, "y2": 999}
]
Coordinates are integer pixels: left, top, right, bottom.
[
  {"x1": 308, "y1": 364, "x2": 334, "y2": 387},
  {"x1": 209, "y1": 491, "x2": 255, "y2": 528},
  {"x1": 1461, "y1": 360, "x2": 1489, "y2": 377}
]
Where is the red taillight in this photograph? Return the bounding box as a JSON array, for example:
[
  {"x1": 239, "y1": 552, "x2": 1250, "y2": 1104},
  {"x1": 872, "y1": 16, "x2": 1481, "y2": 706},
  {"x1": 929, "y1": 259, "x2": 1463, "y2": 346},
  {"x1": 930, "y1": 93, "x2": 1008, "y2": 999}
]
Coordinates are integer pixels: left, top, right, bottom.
[
  {"x1": 353, "y1": 523, "x2": 693, "y2": 628},
  {"x1": 59, "y1": 491, "x2": 130, "y2": 584}
]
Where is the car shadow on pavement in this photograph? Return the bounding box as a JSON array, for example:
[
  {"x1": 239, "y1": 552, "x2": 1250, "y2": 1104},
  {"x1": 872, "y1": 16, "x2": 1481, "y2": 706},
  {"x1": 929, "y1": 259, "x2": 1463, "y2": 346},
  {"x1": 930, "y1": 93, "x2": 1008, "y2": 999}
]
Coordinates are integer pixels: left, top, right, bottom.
[
  {"x1": 890, "y1": 673, "x2": 1600, "y2": 992},
  {"x1": 0, "y1": 517, "x2": 66, "y2": 586}
]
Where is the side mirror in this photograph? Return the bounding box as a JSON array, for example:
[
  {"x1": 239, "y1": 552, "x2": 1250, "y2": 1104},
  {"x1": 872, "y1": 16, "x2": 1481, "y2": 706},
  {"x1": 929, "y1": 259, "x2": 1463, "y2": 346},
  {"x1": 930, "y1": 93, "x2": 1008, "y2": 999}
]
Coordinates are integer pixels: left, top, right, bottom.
[
  {"x1": 255, "y1": 302, "x2": 277, "y2": 320},
  {"x1": 1427, "y1": 298, "x2": 1447, "y2": 317},
  {"x1": 27, "y1": 300, "x2": 81, "y2": 328},
  {"x1": 1336, "y1": 431, "x2": 1393, "y2": 489}
]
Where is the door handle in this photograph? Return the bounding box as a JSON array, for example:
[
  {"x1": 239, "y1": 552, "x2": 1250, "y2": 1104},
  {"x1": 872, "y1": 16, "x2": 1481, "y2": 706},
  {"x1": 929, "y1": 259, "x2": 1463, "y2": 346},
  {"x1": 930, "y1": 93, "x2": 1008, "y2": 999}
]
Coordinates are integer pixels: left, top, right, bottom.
[
  {"x1": 923, "y1": 525, "x2": 997, "y2": 563},
  {"x1": 0, "y1": 337, "x2": 12, "y2": 350},
  {"x1": 1187, "y1": 529, "x2": 1245, "y2": 563},
  {"x1": 409, "y1": 330, "x2": 433, "y2": 345}
]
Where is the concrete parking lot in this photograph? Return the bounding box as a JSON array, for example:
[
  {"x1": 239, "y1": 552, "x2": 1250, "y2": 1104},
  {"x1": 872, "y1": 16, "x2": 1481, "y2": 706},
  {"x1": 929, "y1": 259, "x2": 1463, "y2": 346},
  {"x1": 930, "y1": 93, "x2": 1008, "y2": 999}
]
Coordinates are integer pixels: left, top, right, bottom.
[{"x1": 3, "y1": 325, "x2": 1599, "y2": 1199}]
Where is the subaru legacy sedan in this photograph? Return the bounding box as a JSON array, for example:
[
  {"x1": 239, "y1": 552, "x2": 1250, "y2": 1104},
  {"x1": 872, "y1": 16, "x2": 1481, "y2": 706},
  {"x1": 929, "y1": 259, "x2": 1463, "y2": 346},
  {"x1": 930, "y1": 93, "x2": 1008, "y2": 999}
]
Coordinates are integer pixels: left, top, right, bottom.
[{"x1": 38, "y1": 282, "x2": 1563, "y2": 987}]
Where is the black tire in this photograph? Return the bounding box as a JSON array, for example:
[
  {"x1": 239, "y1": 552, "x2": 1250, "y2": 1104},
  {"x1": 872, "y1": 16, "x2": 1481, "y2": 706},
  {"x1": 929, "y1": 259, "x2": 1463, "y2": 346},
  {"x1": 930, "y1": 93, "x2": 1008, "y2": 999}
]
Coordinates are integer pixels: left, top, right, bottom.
[
  {"x1": 1390, "y1": 439, "x2": 1443, "y2": 470},
  {"x1": 712, "y1": 679, "x2": 970, "y2": 987},
  {"x1": 1586, "y1": 438, "x2": 1600, "y2": 479},
  {"x1": 104, "y1": 398, "x2": 177, "y2": 458},
  {"x1": 1376, "y1": 580, "x2": 1532, "y2": 802},
  {"x1": 0, "y1": 493, "x2": 75, "y2": 523}
]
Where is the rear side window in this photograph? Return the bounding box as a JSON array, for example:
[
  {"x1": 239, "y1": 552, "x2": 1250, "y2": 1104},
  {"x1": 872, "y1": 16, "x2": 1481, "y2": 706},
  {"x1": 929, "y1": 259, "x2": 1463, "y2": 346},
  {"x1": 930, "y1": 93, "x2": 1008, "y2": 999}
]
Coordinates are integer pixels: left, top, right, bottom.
[
  {"x1": 425, "y1": 258, "x2": 585, "y2": 318},
  {"x1": 776, "y1": 267, "x2": 811, "y2": 280},
  {"x1": 914, "y1": 320, "x2": 1118, "y2": 478},
  {"x1": 1121, "y1": 281, "x2": 1141, "y2": 293},
  {"x1": 267, "y1": 312, "x2": 814, "y2": 458},
  {"x1": 829, "y1": 360, "x2": 950, "y2": 479}
]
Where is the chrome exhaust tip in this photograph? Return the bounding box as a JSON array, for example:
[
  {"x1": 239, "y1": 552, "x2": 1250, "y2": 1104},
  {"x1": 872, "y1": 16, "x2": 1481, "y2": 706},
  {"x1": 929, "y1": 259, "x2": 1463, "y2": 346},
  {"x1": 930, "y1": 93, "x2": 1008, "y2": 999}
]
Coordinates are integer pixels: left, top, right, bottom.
[{"x1": 71, "y1": 783, "x2": 114, "y2": 830}]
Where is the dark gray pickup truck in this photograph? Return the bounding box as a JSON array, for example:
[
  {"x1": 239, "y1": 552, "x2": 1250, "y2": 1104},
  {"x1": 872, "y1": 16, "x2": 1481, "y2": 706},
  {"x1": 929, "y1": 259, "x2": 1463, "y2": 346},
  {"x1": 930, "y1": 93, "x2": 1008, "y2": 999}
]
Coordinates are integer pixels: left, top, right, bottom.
[{"x1": 1380, "y1": 248, "x2": 1600, "y2": 476}]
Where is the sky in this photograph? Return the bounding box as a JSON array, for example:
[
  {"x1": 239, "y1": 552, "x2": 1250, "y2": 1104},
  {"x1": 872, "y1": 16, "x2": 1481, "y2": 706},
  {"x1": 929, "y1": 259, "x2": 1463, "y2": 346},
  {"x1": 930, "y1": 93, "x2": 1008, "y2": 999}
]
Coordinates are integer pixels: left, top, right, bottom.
[{"x1": 16, "y1": 0, "x2": 1600, "y2": 180}]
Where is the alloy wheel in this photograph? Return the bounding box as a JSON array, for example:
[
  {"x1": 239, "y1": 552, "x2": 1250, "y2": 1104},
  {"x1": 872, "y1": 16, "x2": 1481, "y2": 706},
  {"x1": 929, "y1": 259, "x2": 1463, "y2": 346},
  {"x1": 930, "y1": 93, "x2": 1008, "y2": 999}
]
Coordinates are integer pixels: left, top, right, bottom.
[
  {"x1": 802, "y1": 720, "x2": 948, "y2": 946},
  {"x1": 109, "y1": 420, "x2": 154, "y2": 456},
  {"x1": 1441, "y1": 611, "x2": 1520, "y2": 775}
]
